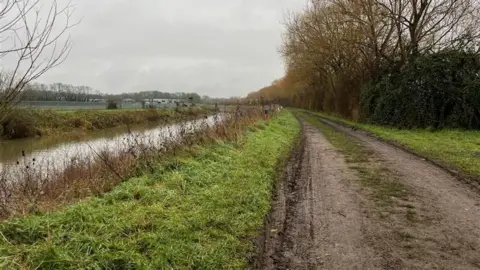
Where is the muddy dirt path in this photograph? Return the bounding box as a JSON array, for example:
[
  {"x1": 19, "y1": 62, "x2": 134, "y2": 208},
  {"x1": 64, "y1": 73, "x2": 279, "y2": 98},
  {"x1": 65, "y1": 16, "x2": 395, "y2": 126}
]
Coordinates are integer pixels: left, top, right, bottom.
[
  {"x1": 256, "y1": 118, "x2": 480, "y2": 270},
  {"x1": 317, "y1": 117, "x2": 480, "y2": 269},
  {"x1": 256, "y1": 122, "x2": 382, "y2": 269}
]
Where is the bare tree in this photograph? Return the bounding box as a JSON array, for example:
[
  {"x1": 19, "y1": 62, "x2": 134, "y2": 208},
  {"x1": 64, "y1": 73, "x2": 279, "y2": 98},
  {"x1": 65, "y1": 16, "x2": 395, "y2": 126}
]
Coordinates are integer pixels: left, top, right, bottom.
[{"x1": 0, "y1": 0, "x2": 77, "y2": 121}]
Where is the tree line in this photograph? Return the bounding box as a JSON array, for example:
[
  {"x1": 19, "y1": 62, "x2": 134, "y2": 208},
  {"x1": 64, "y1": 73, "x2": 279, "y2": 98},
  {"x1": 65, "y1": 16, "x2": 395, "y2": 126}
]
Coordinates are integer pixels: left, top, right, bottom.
[
  {"x1": 20, "y1": 82, "x2": 204, "y2": 103},
  {"x1": 0, "y1": 1, "x2": 210, "y2": 117},
  {"x1": 249, "y1": 0, "x2": 480, "y2": 129}
]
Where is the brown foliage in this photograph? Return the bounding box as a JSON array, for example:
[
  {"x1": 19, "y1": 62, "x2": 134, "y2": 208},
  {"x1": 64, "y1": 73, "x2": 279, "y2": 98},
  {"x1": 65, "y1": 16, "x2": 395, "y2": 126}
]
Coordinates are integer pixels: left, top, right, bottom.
[{"x1": 248, "y1": 0, "x2": 480, "y2": 120}]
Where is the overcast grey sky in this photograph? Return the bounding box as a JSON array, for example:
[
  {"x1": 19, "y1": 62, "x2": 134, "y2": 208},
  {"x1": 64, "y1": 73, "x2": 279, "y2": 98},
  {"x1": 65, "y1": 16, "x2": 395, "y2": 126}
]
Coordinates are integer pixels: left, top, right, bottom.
[{"x1": 35, "y1": 0, "x2": 304, "y2": 97}]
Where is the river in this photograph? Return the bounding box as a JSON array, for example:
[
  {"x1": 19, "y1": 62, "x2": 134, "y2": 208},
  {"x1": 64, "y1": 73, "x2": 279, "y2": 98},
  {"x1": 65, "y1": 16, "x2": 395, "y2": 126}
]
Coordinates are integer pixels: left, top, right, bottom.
[{"x1": 0, "y1": 115, "x2": 222, "y2": 180}]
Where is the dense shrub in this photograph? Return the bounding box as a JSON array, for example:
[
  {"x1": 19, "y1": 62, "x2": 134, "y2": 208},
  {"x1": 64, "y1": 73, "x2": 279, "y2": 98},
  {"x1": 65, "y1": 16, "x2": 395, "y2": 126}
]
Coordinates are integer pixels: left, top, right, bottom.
[
  {"x1": 0, "y1": 111, "x2": 39, "y2": 139},
  {"x1": 106, "y1": 100, "x2": 119, "y2": 110},
  {"x1": 361, "y1": 50, "x2": 480, "y2": 129},
  {"x1": 71, "y1": 118, "x2": 87, "y2": 128}
]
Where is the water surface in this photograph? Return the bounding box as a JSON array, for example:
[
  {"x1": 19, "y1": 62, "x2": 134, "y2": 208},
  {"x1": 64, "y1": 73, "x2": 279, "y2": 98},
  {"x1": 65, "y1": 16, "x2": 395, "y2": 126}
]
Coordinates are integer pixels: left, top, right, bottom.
[{"x1": 0, "y1": 115, "x2": 222, "y2": 179}]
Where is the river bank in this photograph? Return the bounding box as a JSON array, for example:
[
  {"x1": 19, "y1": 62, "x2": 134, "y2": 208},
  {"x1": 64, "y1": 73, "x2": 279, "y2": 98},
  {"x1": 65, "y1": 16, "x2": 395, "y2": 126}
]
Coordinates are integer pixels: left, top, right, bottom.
[
  {"x1": 0, "y1": 108, "x2": 262, "y2": 219},
  {"x1": 0, "y1": 111, "x2": 299, "y2": 269},
  {"x1": 0, "y1": 107, "x2": 211, "y2": 140}
]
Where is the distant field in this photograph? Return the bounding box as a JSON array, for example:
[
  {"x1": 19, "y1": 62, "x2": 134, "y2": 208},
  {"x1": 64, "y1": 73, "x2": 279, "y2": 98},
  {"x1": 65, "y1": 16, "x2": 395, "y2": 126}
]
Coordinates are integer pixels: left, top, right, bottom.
[
  {"x1": 18, "y1": 101, "x2": 204, "y2": 110},
  {"x1": 19, "y1": 101, "x2": 140, "y2": 110}
]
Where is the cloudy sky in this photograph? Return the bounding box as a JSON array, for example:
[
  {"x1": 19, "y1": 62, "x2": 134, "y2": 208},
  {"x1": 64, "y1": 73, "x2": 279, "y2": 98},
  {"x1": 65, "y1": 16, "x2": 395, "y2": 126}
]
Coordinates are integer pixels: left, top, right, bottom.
[{"x1": 34, "y1": 0, "x2": 304, "y2": 97}]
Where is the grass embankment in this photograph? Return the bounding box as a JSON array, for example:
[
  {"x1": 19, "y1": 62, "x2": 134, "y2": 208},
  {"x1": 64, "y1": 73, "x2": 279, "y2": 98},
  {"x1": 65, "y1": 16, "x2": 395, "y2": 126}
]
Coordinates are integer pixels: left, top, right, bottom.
[
  {"x1": 305, "y1": 111, "x2": 480, "y2": 177},
  {"x1": 0, "y1": 108, "x2": 210, "y2": 140},
  {"x1": 0, "y1": 112, "x2": 300, "y2": 269}
]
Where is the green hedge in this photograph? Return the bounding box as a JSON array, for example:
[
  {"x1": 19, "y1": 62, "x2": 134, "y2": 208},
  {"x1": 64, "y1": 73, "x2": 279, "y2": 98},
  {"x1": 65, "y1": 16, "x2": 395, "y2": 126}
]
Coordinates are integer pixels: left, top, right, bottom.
[{"x1": 361, "y1": 50, "x2": 480, "y2": 129}]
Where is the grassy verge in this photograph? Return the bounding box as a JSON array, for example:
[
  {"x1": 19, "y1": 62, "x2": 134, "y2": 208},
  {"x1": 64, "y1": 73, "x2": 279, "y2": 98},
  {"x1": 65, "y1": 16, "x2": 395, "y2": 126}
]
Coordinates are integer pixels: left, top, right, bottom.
[
  {"x1": 304, "y1": 110, "x2": 480, "y2": 177},
  {"x1": 0, "y1": 112, "x2": 300, "y2": 269},
  {"x1": 298, "y1": 112, "x2": 408, "y2": 212},
  {"x1": 0, "y1": 107, "x2": 211, "y2": 140}
]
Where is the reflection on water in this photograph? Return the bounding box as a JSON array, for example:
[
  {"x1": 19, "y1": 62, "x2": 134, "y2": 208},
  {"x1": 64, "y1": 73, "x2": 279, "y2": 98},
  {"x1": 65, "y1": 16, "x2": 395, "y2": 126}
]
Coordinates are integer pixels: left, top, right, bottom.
[
  {"x1": 0, "y1": 115, "x2": 222, "y2": 180},
  {"x1": 0, "y1": 124, "x2": 158, "y2": 163}
]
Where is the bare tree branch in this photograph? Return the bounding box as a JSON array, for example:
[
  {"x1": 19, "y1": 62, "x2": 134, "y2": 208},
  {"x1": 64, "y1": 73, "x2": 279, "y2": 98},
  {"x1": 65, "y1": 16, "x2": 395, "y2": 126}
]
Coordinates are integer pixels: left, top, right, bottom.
[{"x1": 0, "y1": 0, "x2": 78, "y2": 122}]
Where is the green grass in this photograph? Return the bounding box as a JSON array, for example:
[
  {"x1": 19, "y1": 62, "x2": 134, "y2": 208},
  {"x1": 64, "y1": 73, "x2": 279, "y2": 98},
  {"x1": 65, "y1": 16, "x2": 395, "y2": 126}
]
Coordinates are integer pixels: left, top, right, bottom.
[
  {"x1": 56, "y1": 108, "x2": 146, "y2": 114},
  {"x1": 0, "y1": 112, "x2": 300, "y2": 269},
  {"x1": 298, "y1": 112, "x2": 408, "y2": 209},
  {"x1": 306, "y1": 111, "x2": 480, "y2": 177}
]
